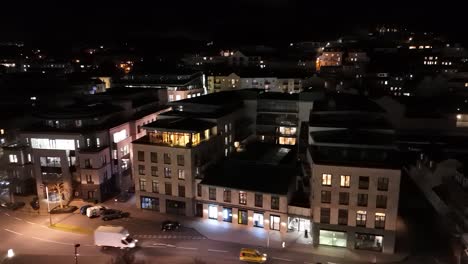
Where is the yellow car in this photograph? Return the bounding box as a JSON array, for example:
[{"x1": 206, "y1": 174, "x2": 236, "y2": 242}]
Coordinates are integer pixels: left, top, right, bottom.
[{"x1": 239, "y1": 248, "x2": 268, "y2": 263}]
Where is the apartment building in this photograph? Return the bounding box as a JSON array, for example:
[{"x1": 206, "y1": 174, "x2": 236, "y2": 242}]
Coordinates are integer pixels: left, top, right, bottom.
[
  {"x1": 197, "y1": 143, "x2": 296, "y2": 233},
  {"x1": 12, "y1": 88, "x2": 169, "y2": 205},
  {"x1": 206, "y1": 72, "x2": 241, "y2": 93},
  {"x1": 308, "y1": 129, "x2": 401, "y2": 254},
  {"x1": 132, "y1": 118, "x2": 224, "y2": 216}
]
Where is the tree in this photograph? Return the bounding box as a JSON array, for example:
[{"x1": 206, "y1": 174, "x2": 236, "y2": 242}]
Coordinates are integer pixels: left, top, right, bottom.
[{"x1": 50, "y1": 182, "x2": 68, "y2": 209}]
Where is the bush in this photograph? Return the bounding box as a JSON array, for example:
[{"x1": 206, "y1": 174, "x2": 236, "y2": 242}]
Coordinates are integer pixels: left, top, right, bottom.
[{"x1": 50, "y1": 205, "x2": 78, "y2": 214}]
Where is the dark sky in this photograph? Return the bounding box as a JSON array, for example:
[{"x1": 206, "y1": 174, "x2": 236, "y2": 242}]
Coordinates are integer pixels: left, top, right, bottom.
[{"x1": 1, "y1": 1, "x2": 466, "y2": 44}]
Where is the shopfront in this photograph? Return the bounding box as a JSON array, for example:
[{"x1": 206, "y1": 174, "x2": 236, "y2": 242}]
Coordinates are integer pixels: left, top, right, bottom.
[
  {"x1": 355, "y1": 233, "x2": 383, "y2": 252},
  {"x1": 238, "y1": 209, "x2": 248, "y2": 225},
  {"x1": 223, "y1": 207, "x2": 232, "y2": 222},
  {"x1": 288, "y1": 217, "x2": 311, "y2": 232},
  {"x1": 253, "y1": 212, "x2": 264, "y2": 228},
  {"x1": 141, "y1": 196, "x2": 159, "y2": 211},
  {"x1": 166, "y1": 199, "x2": 186, "y2": 215},
  {"x1": 319, "y1": 230, "x2": 347, "y2": 247},
  {"x1": 208, "y1": 205, "x2": 218, "y2": 219},
  {"x1": 270, "y1": 215, "x2": 281, "y2": 230}
]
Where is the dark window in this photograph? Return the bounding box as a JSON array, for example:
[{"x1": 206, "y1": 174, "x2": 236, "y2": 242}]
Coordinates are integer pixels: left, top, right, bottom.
[
  {"x1": 165, "y1": 183, "x2": 172, "y2": 195},
  {"x1": 271, "y1": 196, "x2": 280, "y2": 210},
  {"x1": 223, "y1": 189, "x2": 231, "y2": 202},
  {"x1": 197, "y1": 184, "x2": 202, "y2": 197},
  {"x1": 84, "y1": 159, "x2": 91, "y2": 168},
  {"x1": 255, "y1": 193, "x2": 263, "y2": 207},
  {"x1": 377, "y1": 177, "x2": 389, "y2": 191},
  {"x1": 152, "y1": 180, "x2": 159, "y2": 193},
  {"x1": 376, "y1": 195, "x2": 387, "y2": 209},
  {"x1": 177, "y1": 155, "x2": 184, "y2": 166},
  {"x1": 86, "y1": 175, "x2": 93, "y2": 183},
  {"x1": 151, "y1": 166, "x2": 158, "y2": 176},
  {"x1": 138, "y1": 151, "x2": 145, "y2": 161},
  {"x1": 339, "y1": 192, "x2": 349, "y2": 205},
  {"x1": 178, "y1": 185, "x2": 185, "y2": 198},
  {"x1": 320, "y1": 208, "x2": 330, "y2": 224},
  {"x1": 357, "y1": 193, "x2": 368, "y2": 207},
  {"x1": 138, "y1": 165, "x2": 145, "y2": 175},
  {"x1": 150, "y1": 152, "x2": 157, "y2": 163},
  {"x1": 359, "y1": 176, "x2": 369, "y2": 190},
  {"x1": 321, "y1": 190, "x2": 331, "y2": 203},
  {"x1": 239, "y1": 191, "x2": 247, "y2": 205},
  {"x1": 164, "y1": 153, "x2": 171, "y2": 164},
  {"x1": 338, "y1": 209, "x2": 348, "y2": 225},
  {"x1": 209, "y1": 187, "x2": 216, "y2": 200}
]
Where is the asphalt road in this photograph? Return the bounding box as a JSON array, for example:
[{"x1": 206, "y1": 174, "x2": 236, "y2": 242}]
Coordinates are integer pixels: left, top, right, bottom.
[{"x1": 0, "y1": 199, "x2": 445, "y2": 264}]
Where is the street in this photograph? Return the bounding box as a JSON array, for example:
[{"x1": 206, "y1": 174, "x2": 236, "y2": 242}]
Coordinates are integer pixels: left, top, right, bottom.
[{"x1": 0, "y1": 196, "x2": 445, "y2": 264}]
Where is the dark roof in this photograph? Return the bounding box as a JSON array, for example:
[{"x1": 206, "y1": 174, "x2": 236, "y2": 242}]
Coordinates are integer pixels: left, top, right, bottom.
[
  {"x1": 34, "y1": 103, "x2": 123, "y2": 119},
  {"x1": 201, "y1": 142, "x2": 297, "y2": 194},
  {"x1": 160, "y1": 108, "x2": 236, "y2": 119},
  {"x1": 258, "y1": 91, "x2": 299, "y2": 101},
  {"x1": 174, "y1": 90, "x2": 245, "y2": 106},
  {"x1": 310, "y1": 129, "x2": 396, "y2": 146},
  {"x1": 143, "y1": 118, "x2": 216, "y2": 133},
  {"x1": 309, "y1": 113, "x2": 393, "y2": 129},
  {"x1": 313, "y1": 93, "x2": 386, "y2": 112}
]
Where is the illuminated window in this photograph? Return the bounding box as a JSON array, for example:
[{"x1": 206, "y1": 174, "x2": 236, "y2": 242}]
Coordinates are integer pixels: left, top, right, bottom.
[
  {"x1": 239, "y1": 191, "x2": 247, "y2": 205},
  {"x1": 138, "y1": 165, "x2": 145, "y2": 175},
  {"x1": 340, "y1": 175, "x2": 350, "y2": 187},
  {"x1": 113, "y1": 129, "x2": 127, "y2": 143},
  {"x1": 178, "y1": 169, "x2": 185, "y2": 180},
  {"x1": 9, "y1": 154, "x2": 18, "y2": 163},
  {"x1": 139, "y1": 178, "x2": 146, "y2": 192},
  {"x1": 0, "y1": 129, "x2": 4, "y2": 135},
  {"x1": 152, "y1": 180, "x2": 159, "y2": 193},
  {"x1": 322, "y1": 173, "x2": 332, "y2": 186},
  {"x1": 356, "y1": 210, "x2": 367, "y2": 227},
  {"x1": 151, "y1": 166, "x2": 158, "y2": 176},
  {"x1": 164, "y1": 167, "x2": 171, "y2": 178},
  {"x1": 375, "y1": 213, "x2": 386, "y2": 229}
]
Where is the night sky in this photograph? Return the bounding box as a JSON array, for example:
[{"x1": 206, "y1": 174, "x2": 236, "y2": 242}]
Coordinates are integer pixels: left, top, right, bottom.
[{"x1": 1, "y1": 1, "x2": 466, "y2": 45}]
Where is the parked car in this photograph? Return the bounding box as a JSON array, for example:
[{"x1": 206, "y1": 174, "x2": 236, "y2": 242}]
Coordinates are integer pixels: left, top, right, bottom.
[
  {"x1": 161, "y1": 220, "x2": 180, "y2": 231},
  {"x1": 86, "y1": 205, "x2": 108, "y2": 218},
  {"x1": 80, "y1": 205, "x2": 93, "y2": 215},
  {"x1": 101, "y1": 209, "x2": 130, "y2": 221},
  {"x1": 239, "y1": 248, "x2": 267, "y2": 263},
  {"x1": 114, "y1": 192, "x2": 131, "y2": 202}
]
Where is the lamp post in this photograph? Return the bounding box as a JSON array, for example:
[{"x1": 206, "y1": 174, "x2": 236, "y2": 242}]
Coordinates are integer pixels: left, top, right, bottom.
[
  {"x1": 45, "y1": 186, "x2": 52, "y2": 226},
  {"x1": 74, "y1": 244, "x2": 80, "y2": 264},
  {"x1": 1, "y1": 249, "x2": 14, "y2": 263}
]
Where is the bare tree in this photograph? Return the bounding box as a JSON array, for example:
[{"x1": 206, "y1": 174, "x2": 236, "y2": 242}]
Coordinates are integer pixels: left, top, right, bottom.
[{"x1": 50, "y1": 182, "x2": 68, "y2": 209}]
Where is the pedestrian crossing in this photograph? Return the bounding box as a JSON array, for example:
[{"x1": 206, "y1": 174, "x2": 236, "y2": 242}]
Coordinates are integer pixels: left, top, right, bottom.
[{"x1": 134, "y1": 234, "x2": 206, "y2": 240}]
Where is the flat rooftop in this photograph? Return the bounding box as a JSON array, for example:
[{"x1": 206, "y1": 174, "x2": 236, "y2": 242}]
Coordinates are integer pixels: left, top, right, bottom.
[
  {"x1": 313, "y1": 93, "x2": 386, "y2": 113},
  {"x1": 142, "y1": 118, "x2": 216, "y2": 133},
  {"x1": 309, "y1": 112, "x2": 393, "y2": 129},
  {"x1": 200, "y1": 142, "x2": 297, "y2": 195},
  {"x1": 310, "y1": 129, "x2": 396, "y2": 146}
]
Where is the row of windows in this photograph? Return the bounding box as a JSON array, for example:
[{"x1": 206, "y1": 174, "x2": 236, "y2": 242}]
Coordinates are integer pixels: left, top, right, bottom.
[
  {"x1": 321, "y1": 174, "x2": 389, "y2": 191},
  {"x1": 201, "y1": 187, "x2": 280, "y2": 210},
  {"x1": 320, "y1": 191, "x2": 387, "y2": 208},
  {"x1": 139, "y1": 179, "x2": 185, "y2": 197},
  {"x1": 137, "y1": 151, "x2": 185, "y2": 166},
  {"x1": 138, "y1": 165, "x2": 185, "y2": 180},
  {"x1": 320, "y1": 208, "x2": 386, "y2": 229}
]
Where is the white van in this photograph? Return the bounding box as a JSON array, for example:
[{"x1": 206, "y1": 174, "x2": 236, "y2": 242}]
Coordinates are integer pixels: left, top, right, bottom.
[{"x1": 94, "y1": 225, "x2": 137, "y2": 249}]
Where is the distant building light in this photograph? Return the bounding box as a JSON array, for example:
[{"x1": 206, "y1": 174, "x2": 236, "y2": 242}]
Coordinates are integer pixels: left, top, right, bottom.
[
  {"x1": 30, "y1": 97, "x2": 37, "y2": 100},
  {"x1": 457, "y1": 114, "x2": 462, "y2": 120},
  {"x1": 80, "y1": 65, "x2": 84, "y2": 68},
  {"x1": 409, "y1": 46, "x2": 416, "y2": 49}
]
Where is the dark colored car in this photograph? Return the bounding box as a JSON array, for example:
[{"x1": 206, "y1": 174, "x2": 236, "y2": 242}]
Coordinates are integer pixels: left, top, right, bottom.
[
  {"x1": 101, "y1": 209, "x2": 130, "y2": 221},
  {"x1": 161, "y1": 220, "x2": 180, "y2": 231},
  {"x1": 114, "y1": 192, "x2": 131, "y2": 202},
  {"x1": 80, "y1": 205, "x2": 93, "y2": 215}
]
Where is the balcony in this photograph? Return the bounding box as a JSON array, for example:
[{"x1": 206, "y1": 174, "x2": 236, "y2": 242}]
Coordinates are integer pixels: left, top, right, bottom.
[{"x1": 40, "y1": 166, "x2": 62, "y2": 174}]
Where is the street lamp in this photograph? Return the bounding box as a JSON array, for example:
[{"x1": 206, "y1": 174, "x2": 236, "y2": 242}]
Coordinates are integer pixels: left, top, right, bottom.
[
  {"x1": 1, "y1": 249, "x2": 14, "y2": 263},
  {"x1": 74, "y1": 244, "x2": 80, "y2": 264}
]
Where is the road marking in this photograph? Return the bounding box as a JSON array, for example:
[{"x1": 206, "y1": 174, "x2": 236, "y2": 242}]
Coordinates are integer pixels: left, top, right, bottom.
[
  {"x1": 14, "y1": 217, "x2": 22, "y2": 221},
  {"x1": 272, "y1": 257, "x2": 293, "y2": 262},
  {"x1": 26, "y1": 221, "x2": 36, "y2": 225},
  {"x1": 304, "y1": 262, "x2": 314, "y2": 264},
  {"x1": 40, "y1": 225, "x2": 49, "y2": 229},
  {"x1": 4, "y1": 213, "x2": 10, "y2": 216},
  {"x1": 177, "y1": 246, "x2": 197, "y2": 250},
  {"x1": 208, "y1": 249, "x2": 228, "y2": 253},
  {"x1": 32, "y1": 236, "x2": 73, "y2": 246},
  {"x1": 4, "y1": 229, "x2": 23, "y2": 236},
  {"x1": 146, "y1": 245, "x2": 166, "y2": 248},
  {"x1": 166, "y1": 244, "x2": 176, "y2": 248}
]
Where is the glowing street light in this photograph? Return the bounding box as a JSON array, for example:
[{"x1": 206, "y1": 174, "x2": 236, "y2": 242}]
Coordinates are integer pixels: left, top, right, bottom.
[{"x1": 6, "y1": 249, "x2": 14, "y2": 258}]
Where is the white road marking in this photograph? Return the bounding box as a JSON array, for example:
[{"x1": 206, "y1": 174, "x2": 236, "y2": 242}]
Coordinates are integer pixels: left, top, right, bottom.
[
  {"x1": 32, "y1": 236, "x2": 73, "y2": 246},
  {"x1": 4, "y1": 229, "x2": 23, "y2": 236},
  {"x1": 14, "y1": 217, "x2": 22, "y2": 221},
  {"x1": 304, "y1": 262, "x2": 314, "y2": 264},
  {"x1": 208, "y1": 249, "x2": 228, "y2": 253},
  {"x1": 26, "y1": 221, "x2": 36, "y2": 225},
  {"x1": 146, "y1": 245, "x2": 166, "y2": 248},
  {"x1": 177, "y1": 246, "x2": 197, "y2": 250},
  {"x1": 166, "y1": 244, "x2": 176, "y2": 248},
  {"x1": 4, "y1": 213, "x2": 10, "y2": 216},
  {"x1": 272, "y1": 257, "x2": 293, "y2": 262}
]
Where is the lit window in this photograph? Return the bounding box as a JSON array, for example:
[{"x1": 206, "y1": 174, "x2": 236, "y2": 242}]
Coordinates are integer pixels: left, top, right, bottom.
[
  {"x1": 340, "y1": 175, "x2": 350, "y2": 188},
  {"x1": 239, "y1": 191, "x2": 247, "y2": 205},
  {"x1": 375, "y1": 213, "x2": 386, "y2": 229},
  {"x1": 0, "y1": 129, "x2": 3, "y2": 135},
  {"x1": 9, "y1": 154, "x2": 18, "y2": 163},
  {"x1": 356, "y1": 210, "x2": 367, "y2": 227},
  {"x1": 322, "y1": 173, "x2": 332, "y2": 186}
]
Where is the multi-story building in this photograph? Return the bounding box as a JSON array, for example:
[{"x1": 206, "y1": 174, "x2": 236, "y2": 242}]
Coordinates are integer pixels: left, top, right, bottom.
[
  {"x1": 308, "y1": 129, "x2": 401, "y2": 254},
  {"x1": 10, "y1": 88, "x2": 169, "y2": 206},
  {"x1": 206, "y1": 72, "x2": 241, "y2": 93},
  {"x1": 132, "y1": 118, "x2": 224, "y2": 215},
  {"x1": 316, "y1": 47, "x2": 344, "y2": 71},
  {"x1": 197, "y1": 142, "x2": 297, "y2": 233}
]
